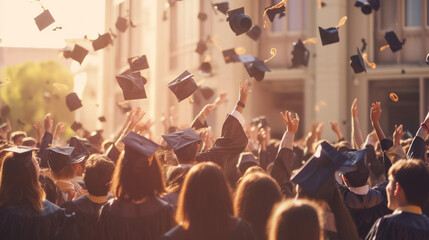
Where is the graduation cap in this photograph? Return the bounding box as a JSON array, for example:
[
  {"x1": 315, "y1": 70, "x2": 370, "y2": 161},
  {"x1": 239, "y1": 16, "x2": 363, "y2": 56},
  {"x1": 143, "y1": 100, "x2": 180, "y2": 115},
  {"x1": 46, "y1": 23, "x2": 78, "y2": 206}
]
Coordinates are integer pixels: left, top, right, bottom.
[
  {"x1": 69, "y1": 45, "x2": 89, "y2": 65},
  {"x1": 47, "y1": 146, "x2": 77, "y2": 171},
  {"x1": 116, "y1": 72, "x2": 148, "y2": 100},
  {"x1": 222, "y1": 48, "x2": 241, "y2": 63},
  {"x1": 87, "y1": 130, "x2": 103, "y2": 146},
  {"x1": 350, "y1": 48, "x2": 367, "y2": 74},
  {"x1": 291, "y1": 39, "x2": 310, "y2": 68},
  {"x1": 246, "y1": 25, "x2": 261, "y2": 41},
  {"x1": 264, "y1": 5, "x2": 286, "y2": 22},
  {"x1": 34, "y1": 10, "x2": 55, "y2": 31},
  {"x1": 122, "y1": 131, "x2": 159, "y2": 158},
  {"x1": 71, "y1": 121, "x2": 83, "y2": 132},
  {"x1": 384, "y1": 31, "x2": 405, "y2": 53},
  {"x1": 167, "y1": 70, "x2": 199, "y2": 102},
  {"x1": 337, "y1": 149, "x2": 367, "y2": 173},
  {"x1": 128, "y1": 55, "x2": 149, "y2": 71},
  {"x1": 69, "y1": 137, "x2": 90, "y2": 163},
  {"x1": 65, "y1": 93, "x2": 83, "y2": 111},
  {"x1": 237, "y1": 152, "x2": 259, "y2": 170},
  {"x1": 98, "y1": 116, "x2": 106, "y2": 122},
  {"x1": 227, "y1": 7, "x2": 252, "y2": 36},
  {"x1": 212, "y1": 2, "x2": 229, "y2": 15},
  {"x1": 338, "y1": 149, "x2": 369, "y2": 187},
  {"x1": 92, "y1": 33, "x2": 113, "y2": 51},
  {"x1": 368, "y1": 0, "x2": 380, "y2": 11},
  {"x1": 199, "y1": 62, "x2": 212, "y2": 75},
  {"x1": 291, "y1": 141, "x2": 349, "y2": 194},
  {"x1": 195, "y1": 41, "x2": 208, "y2": 55},
  {"x1": 116, "y1": 17, "x2": 128, "y2": 32},
  {"x1": 243, "y1": 59, "x2": 271, "y2": 82},
  {"x1": 4, "y1": 146, "x2": 38, "y2": 164},
  {"x1": 198, "y1": 12, "x2": 208, "y2": 21},
  {"x1": 162, "y1": 128, "x2": 202, "y2": 151},
  {"x1": 319, "y1": 27, "x2": 339, "y2": 46},
  {"x1": 355, "y1": 0, "x2": 373, "y2": 15}
]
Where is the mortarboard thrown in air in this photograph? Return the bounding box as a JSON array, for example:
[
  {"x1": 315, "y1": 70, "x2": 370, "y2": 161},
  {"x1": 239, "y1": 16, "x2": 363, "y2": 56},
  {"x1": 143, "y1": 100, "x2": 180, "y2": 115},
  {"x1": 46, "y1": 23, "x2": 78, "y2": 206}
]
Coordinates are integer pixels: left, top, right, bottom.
[
  {"x1": 65, "y1": 93, "x2": 83, "y2": 111},
  {"x1": 116, "y1": 72, "x2": 148, "y2": 100},
  {"x1": 92, "y1": 33, "x2": 113, "y2": 51},
  {"x1": 319, "y1": 27, "x2": 340, "y2": 46},
  {"x1": 350, "y1": 48, "x2": 367, "y2": 74},
  {"x1": 34, "y1": 10, "x2": 55, "y2": 31},
  {"x1": 66, "y1": 45, "x2": 89, "y2": 65},
  {"x1": 47, "y1": 146, "x2": 77, "y2": 171},
  {"x1": 195, "y1": 41, "x2": 208, "y2": 55},
  {"x1": 242, "y1": 58, "x2": 271, "y2": 82},
  {"x1": 291, "y1": 39, "x2": 310, "y2": 68},
  {"x1": 212, "y1": 2, "x2": 229, "y2": 15},
  {"x1": 199, "y1": 62, "x2": 212, "y2": 75},
  {"x1": 227, "y1": 7, "x2": 253, "y2": 36},
  {"x1": 122, "y1": 131, "x2": 159, "y2": 158},
  {"x1": 167, "y1": 70, "x2": 199, "y2": 102},
  {"x1": 291, "y1": 141, "x2": 349, "y2": 194},
  {"x1": 246, "y1": 25, "x2": 262, "y2": 41},
  {"x1": 384, "y1": 31, "x2": 406, "y2": 53},
  {"x1": 264, "y1": 5, "x2": 286, "y2": 22},
  {"x1": 128, "y1": 55, "x2": 149, "y2": 72},
  {"x1": 355, "y1": 0, "x2": 373, "y2": 15},
  {"x1": 162, "y1": 128, "x2": 202, "y2": 151},
  {"x1": 222, "y1": 48, "x2": 241, "y2": 63}
]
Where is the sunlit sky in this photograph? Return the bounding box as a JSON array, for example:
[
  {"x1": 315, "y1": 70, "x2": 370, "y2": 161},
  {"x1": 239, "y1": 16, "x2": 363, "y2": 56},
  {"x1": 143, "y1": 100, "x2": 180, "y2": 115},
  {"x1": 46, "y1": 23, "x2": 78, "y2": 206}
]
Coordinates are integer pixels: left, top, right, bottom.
[{"x1": 0, "y1": 0, "x2": 105, "y2": 48}]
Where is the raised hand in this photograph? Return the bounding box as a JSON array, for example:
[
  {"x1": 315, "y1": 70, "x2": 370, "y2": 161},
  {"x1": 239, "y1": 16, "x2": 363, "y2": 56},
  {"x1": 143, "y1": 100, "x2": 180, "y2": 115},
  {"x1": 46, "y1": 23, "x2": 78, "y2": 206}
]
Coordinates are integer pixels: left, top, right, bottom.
[
  {"x1": 351, "y1": 98, "x2": 358, "y2": 118},
  {"x1": 129, "y1": 108, "x2": 146, "y2": 129},
  {"x1": 53, "y1": 122, "x2": 65, "y2": 140},
  {"x1": 280, "y1": 110, "x2": 300, "y2": 134},
  {"x1": 239, "y1": 79, "x2": 251, "y2": 105},
  {"x1": 33, "y1": 121, "x2": 43, "y2": 143},
  {"x1": 213, "y1": 92, "x2": 227, "y2": 107},
  {"x1": 393, "y1": 124, "x2": 406, "y2": 145},
  {"x1": 201, "y1": 104, "x2": 216, "y2": 119},
  {"x1": 44, "y1": 113, "x2": 53, "y2": 134},
  {"x1": 316, "y1": 122, "x2": 324, "y2": 140},
  {"x1": 370, "y1": 102, "x2": 382, "y2": 125}
]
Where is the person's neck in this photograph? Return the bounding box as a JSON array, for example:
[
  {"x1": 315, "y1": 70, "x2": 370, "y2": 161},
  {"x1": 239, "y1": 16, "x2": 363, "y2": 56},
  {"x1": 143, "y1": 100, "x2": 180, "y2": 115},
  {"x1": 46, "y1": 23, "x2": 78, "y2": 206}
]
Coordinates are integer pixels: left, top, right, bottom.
[
  {"x1": 395, "y1": 204, "x2": 422, "y2": 215},
  {"x1": 87, "y1": 194, "x2": 108, "y2": 204}
]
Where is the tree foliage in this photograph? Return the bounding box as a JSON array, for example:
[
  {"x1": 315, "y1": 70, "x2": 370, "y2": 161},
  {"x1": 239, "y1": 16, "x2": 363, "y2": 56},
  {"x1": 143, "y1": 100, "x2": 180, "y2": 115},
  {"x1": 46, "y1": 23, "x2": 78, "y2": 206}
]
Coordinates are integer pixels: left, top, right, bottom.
[{"x1": 0, "y1": 60, "x2": 75, "y2": 137}]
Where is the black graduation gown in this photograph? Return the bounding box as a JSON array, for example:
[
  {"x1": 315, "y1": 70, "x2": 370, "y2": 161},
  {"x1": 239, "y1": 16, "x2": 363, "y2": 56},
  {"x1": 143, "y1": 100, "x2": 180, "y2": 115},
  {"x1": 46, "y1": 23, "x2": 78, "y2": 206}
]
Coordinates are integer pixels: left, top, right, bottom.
[
  {"x1": 98, "y1": 197, "x2": 175, "y2": 240},
  {"x1": 407, "y1": 136, "x2": 427, "y2": 162},
  {"x1": 270, "y1": 147, "x2": 295, "y2": 197},
  {"x1": 365, "y1": 211, "x2": 429, "y2": 240},
  {"x1": 38, "y1": 131, "x2": 53, "y2": 168},
  {"x1": 61, "y1": 195, "x2": 108, "y2": 240},
  {"x1": 0, "y1": 200, "x2": 76, "y2": 240},
  {"x1": 160, "y1": 218, "x2": 257, "y2": 240},
  {"x1": 196, "y1": 114, "x2": 248, "y2": 168},
  {"x1": 338, "y1": 183, "x2": 392, "y2": 239}
]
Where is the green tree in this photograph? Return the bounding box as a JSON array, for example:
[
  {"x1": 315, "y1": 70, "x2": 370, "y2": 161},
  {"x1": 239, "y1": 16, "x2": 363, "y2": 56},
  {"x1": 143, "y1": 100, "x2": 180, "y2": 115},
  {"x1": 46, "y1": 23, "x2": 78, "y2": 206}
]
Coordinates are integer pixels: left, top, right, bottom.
[{"x1": 0, "y1": 60, "x2": 75, "y2": 138}]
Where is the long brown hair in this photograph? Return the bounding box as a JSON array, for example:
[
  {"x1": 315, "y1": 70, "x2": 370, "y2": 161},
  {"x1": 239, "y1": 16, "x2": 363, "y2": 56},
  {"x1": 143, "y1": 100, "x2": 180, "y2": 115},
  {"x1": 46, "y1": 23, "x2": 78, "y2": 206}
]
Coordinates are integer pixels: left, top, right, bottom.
[
  {"x1": 234, "y1": 172, "x2": 282, "y2": 240},
  {"x1": 0, "y1": 152, "x2": 45, "y2": 211},
  {"x1": 110, "y1": 151, "x2": 165, "y2": 201},
  {"x1": 176, "y1": 162, "x2": 233, "y2": 240},
  {"x1": 267, "y1": 199, "x2": 323, "y2": 240}
]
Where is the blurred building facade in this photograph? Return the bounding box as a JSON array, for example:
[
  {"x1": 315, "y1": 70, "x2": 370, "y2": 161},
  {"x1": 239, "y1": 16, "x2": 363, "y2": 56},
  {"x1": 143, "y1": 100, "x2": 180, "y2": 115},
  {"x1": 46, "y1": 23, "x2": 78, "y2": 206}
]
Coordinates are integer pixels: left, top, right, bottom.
[{"x1": 102, "y1": 0, "x2": 429, "y2": 141}]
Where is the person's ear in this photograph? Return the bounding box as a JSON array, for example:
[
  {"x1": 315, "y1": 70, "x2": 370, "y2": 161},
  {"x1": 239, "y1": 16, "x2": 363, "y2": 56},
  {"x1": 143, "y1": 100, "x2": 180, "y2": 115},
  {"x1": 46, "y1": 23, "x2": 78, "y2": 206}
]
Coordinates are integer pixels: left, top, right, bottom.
[{"x1": 394, "y1": 182, "x2": 402, "y2": 196}]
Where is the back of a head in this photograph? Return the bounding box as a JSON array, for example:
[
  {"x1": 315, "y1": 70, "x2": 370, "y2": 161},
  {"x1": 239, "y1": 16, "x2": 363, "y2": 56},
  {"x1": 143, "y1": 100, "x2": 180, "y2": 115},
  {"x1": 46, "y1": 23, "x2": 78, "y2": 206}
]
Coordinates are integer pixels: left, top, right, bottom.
[
  {"x1": 10, "y1": 131, "x2": 27, "y2": 145},
  {"x1": 110, "y1": 150, "x2": 165, "y2": 201},
  {"x1": 84, "y1": 154, "x2": 115, "y2": 196},
  {"x1": 267, "y1": 199, "x2": 323, "y2": 240},
  {"x1": 176, "y1": 162, "x2": 233, "y2": 240},
  {"x1": 174, "y1": 142, "x2": 198, "y2": 164},
  {"x1": 344, "y1": 160, "x2": 370, "y2": 187},
  {"x1": 234, "y1": 172, "x2": 282, "y2": 240},
  {"x1": 21, "y1": 137, "x2": 37, "y2": 148},
  {"x1": 389, "y1": 159, "x2": 429, "y2": 207}
]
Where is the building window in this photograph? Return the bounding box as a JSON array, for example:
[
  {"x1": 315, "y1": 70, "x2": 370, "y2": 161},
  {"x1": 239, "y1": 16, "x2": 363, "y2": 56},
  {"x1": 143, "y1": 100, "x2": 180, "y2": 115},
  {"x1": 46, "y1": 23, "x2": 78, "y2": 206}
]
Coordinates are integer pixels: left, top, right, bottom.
[{"x1": 375, "y1": 0, "x2": 427, "y2": 64}]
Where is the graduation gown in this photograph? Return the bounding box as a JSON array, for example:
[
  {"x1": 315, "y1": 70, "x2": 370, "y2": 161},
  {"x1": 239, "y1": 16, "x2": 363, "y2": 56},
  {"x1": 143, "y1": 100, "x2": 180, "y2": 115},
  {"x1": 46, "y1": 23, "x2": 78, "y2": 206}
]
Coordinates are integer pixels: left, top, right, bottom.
[
  {"x1": 38, "y1": 131, "x2": 53, "y2": 168},
  {"x1": 338, "y1": 183, "x2": 392, "y2": 239},
  {"x1": 365, "y1": 211, "x2": 429, "y2": 240},
  {"x1": 196, "y1": 114, "x2": 248, "y2": 168},
  {"x1": 160, "y1": 218, "x2": 257, "y2": 240},
  {"x1": 407, "y1": 136, "x2": 427, "y2": 162},
  {"x1": 98, "y1": 197, "x2": 175, "y2": 240},
  {"x1": 0, "y1": 200, "x2": 76, "y2": 240},
  {"x1": 61, "y1": 195, "x2": 108, "y2": 240},
  {"x1": 270, "y1": 147, "x2": 295, "y2": 197}
]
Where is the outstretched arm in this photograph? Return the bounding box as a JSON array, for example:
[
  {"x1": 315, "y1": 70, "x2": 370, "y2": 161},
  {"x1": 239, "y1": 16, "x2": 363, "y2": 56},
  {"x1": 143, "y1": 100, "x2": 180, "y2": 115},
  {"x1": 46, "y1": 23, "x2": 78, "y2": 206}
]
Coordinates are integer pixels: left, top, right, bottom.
[
  {"x1": 330, "y1": 121, "x2": 344, "y2": 142},
  {"x1": 351, "y1": 98, "x2": 364, "y2": 149},
  {"x1": 407, "y1": 112, "x2": 429, "y2": 161}
]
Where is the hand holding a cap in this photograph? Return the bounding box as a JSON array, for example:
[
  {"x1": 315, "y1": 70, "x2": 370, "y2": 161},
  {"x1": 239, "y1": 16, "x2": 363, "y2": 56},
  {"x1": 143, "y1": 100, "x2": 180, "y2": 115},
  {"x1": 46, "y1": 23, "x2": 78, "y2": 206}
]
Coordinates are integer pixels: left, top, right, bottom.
[{"x1": 281, "y1": 110, "x2": 300, "y2": 134}]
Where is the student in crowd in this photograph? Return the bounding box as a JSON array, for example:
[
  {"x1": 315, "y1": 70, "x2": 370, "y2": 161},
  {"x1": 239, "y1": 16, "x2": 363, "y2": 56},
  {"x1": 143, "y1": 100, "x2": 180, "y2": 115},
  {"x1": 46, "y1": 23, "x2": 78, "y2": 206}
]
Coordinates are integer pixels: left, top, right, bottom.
[
  {"x1": 234, "y1": 172, "x2": 283, "y2": 240},
  {"x1": 162, "y1": 165, "x2": 190, "y2": 208},
  {"x1": 98, "y1": 131, "x2": 174, "y2": 240},
  {"x1": 267, "y1": 199, "x2": 324, "y2": 240},
  {"x1": 366, "y1": 160, "x2": 429, "y2": 239},
  {"x1": 62, "y1": 154, "x2": 115, "y2": 240},
  {"x1": 161, "y1": 162, "x2": 257, "y2": 240},
  {"x1": 0, "y1": 146, "x2": 75, "y2": 240}
]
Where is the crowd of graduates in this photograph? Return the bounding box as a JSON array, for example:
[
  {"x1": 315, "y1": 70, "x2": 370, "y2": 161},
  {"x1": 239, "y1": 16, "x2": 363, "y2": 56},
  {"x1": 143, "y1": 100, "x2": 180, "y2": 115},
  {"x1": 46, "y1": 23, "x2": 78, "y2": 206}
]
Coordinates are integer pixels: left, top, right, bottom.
[{"x1": 0, "y1": 80, "x2": 428, "y2": 240}]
